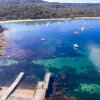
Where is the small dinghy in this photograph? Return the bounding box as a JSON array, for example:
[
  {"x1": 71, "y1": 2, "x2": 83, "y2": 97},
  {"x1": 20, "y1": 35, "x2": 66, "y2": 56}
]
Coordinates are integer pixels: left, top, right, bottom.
[
  {"x1": 73, "y1": 31, "x2": 79, "y2": 35},
  {"x1": 47, "y1": 22, "x2": 50, "y2": 27},
  {"x1": 58, "y1": 22, "x2": 61, "y2": 24},
  {"x1": 41, "y1": 38, "x2": 46, "y2": 41},
  {"x1": 73, "y1": 44, "x2": 79, "y2": 48}
]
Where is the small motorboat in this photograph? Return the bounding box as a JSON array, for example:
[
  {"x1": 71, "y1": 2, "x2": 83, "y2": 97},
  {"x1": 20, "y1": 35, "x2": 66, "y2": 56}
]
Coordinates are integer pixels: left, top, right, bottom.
[
  {"x1": 46, "y1": 22, "x2": 50, "y2": 27},
  {"x1": 73, "y1": 31, "x2": 79, "y2": 35},
  {"x1": 58, "y1": 22, "x2": 61, "y2": 24},
  {"x1": 41, "y1": 38, "x2": 46, "y2": 41},
  {"x1": 73, "y1": 44, "x2": 79, "y2": 48}
]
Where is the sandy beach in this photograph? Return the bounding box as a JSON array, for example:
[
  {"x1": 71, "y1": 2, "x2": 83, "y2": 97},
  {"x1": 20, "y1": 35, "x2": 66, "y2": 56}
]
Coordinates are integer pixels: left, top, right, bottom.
[
  {"x1": 0, "y1": 86, "x2": 34, "y2": 100},
  {"x1": 0, "y1": 17, "x2": 100, "y2": 24}
]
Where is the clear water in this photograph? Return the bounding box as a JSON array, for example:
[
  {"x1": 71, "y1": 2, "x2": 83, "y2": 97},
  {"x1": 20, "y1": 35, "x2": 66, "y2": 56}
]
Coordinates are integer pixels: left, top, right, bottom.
[{"x1": 0, "y1": 19, "x2": 100, "y2": 100}]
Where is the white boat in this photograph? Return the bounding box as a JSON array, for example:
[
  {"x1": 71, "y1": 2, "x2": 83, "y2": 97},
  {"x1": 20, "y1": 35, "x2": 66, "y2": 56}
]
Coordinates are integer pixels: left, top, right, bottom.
[
  {"x1": 81, "y1": 27, "x2": 85, "y2": 31},
  {"x1": 58, "y1": 22, "x2": 61, "y2": 24},
  {"x1": 73, "y1": 44, "x2": 79, "y2": 48},
  {"x1": 46, "y1": 23, "x2": 50, "y2": 27},
  {"x1": 41, "y1": 38, "x2": 46, "y2": 41}
]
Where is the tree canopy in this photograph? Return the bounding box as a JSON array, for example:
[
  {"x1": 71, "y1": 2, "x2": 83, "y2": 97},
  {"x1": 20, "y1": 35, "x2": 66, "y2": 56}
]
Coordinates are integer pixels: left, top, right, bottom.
[{"x1": 0, "y1": 2, "x2": 100, "y2": 20}]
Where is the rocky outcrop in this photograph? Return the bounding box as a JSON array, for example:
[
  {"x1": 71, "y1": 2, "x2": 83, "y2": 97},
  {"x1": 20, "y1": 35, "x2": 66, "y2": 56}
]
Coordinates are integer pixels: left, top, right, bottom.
[
  {"x1": 0, "y1": 25, "x2": 4, "y2": 33},
  {"x1": 0, "y1": 25, "x2": 8, "y2": 56},
  {"x1": 49, "y1": 93, "x2": 76, "y2": 100}
]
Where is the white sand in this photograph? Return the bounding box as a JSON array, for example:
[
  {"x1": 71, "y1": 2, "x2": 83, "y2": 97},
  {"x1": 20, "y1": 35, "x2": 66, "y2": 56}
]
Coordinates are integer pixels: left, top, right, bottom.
[{"x1": 0, "y1": 17, "x2": 100, "y2": 24}]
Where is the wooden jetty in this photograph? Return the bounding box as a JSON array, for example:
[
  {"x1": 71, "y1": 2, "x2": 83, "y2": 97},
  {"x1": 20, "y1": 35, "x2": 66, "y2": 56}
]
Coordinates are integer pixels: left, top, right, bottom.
[
  {"x1": 1, "y1": 72, "x2": 24, "y2": 100},
  {"x1": 33, "y1": 73, "x2": 51, "y2": 100}
]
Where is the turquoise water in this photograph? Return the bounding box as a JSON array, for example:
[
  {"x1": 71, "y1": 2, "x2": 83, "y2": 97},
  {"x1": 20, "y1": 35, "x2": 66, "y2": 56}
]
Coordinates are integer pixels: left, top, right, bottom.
[{"x1": 0, "y1": 19, "x2": 100, "y2": 100}]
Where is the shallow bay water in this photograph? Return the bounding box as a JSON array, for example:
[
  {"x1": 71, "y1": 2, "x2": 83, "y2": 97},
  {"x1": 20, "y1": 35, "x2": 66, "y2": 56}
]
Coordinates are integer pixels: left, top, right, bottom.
[{"x1": 0, "y1": 19, "x2": 100, "y2": 100}]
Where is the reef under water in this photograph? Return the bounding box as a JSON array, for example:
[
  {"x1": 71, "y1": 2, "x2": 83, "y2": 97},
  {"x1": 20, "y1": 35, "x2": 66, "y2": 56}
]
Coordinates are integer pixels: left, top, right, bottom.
[{"x1": 0, "y1": 19, "x2": 100, "y2": 100}]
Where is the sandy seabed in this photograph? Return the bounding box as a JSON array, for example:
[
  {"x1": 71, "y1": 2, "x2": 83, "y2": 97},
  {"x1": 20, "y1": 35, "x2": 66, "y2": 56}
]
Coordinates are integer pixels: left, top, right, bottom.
[{"x1": 0, "y1": 86, "x2": 34, "y2": 100}]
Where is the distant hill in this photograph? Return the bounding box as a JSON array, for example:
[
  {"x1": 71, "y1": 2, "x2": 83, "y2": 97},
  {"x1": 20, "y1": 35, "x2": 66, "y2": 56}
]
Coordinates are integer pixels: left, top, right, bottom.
[
  {"x1": 46, "y1": 3, "x2": 100, "y2": 9},
  {"x1": 0, "y1": 0, "x2": 100, "y2": 20},
  {"x1": 0, "y1": 0, "x2": 100, "y2": 8},
  {"x1": 0, "y1": 0, "x2": 44, "y2": 4},
  {"x1": 0, "y1": 1, "x2": 100, "y2": 10},
  {"x1": 0, "y1": 0, "x2": 43, "y2": 2}
]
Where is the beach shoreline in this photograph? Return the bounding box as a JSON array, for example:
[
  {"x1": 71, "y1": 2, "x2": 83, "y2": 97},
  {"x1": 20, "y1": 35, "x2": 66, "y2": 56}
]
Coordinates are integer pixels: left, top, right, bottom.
[{"x1": 0, "y1": 17, "x2": 100, "y2": 24}]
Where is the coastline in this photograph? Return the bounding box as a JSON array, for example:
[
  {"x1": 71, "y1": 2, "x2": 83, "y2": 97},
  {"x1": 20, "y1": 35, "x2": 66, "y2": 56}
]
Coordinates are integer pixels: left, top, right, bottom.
[{"x1": 0, "y1": 17, "x2": 100, "y2": 24}]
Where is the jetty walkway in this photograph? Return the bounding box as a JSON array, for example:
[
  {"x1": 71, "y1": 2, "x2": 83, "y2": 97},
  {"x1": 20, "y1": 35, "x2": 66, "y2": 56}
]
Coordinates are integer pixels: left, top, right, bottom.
[
  {"x1": 33, "y1": 73, "x2": 51, "y2": 100},
  {"x1": 1, "y1": 72, "x2": 24, "y2": 100},
  {"x1": 0, "y1": 72, "x2": 51, "y2": 100}
]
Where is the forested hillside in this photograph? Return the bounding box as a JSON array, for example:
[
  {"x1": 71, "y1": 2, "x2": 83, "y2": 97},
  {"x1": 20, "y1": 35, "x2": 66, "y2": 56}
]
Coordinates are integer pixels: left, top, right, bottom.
[
  {"x1": 0, "y1": 0, "x2": 43, "y2": 4},
  {"x1": 0, "y1": 0, "x2": 100, "y2": 20}
]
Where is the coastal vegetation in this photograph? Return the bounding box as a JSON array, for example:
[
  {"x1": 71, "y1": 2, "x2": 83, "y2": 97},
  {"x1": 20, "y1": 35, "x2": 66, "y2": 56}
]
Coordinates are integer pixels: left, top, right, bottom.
[{"x1": 0, "y1": 1, "x2": 100, "y2": 20}]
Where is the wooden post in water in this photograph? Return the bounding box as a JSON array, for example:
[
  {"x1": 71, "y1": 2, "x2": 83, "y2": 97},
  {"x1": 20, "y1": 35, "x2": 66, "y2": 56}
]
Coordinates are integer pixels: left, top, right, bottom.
[
  {"x1": 33, "y1": 73, "x2": 51, "y2": 100},
  {"x1": 1, "y1": 72, "x2": 24, "y2": 100}
]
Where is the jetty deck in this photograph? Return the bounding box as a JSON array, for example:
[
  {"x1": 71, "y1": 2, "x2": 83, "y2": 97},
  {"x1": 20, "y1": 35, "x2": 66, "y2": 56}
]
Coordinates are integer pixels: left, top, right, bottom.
[
  {"x1": 0, "y1": 72, "x2": 51, "y2": 100},
  {"x1": 1, "y1": 72, "x2": 24, "y2": 100},
  {"x1": 33, "y1": 73, "x2": 51, "y2": 100},
  {"x1": 0, "y1": 86, "x2": 35, "y2": 100}
]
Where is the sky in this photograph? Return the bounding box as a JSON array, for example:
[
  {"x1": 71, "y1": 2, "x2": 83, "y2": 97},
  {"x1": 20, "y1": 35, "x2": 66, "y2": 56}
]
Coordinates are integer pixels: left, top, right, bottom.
[{"x1": 44, "y1": 0, "x2": 100, "y2": 3}]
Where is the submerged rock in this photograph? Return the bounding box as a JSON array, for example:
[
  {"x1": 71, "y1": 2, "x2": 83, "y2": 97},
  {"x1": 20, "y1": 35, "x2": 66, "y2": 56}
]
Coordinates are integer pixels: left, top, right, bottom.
[
  {"x1": 75, "y1": 83, "x2": 100, "y2": 94},
  {"x1": 0, "y1": 59, "x2": 19, "y2": 66},
  {"x1": 48, "y1": 92, "x2": 76, "y2": 100},
  {"x1": 0, "y1": 39, "x2": 9, "y2": 47},
  {"x1": 61, "y1": 74, "x2": 66, "y2": 80},
  {"x1": 0, "y1": 39, "x2": 9, "y2": 56},
  {"x1": 0, "y1": 25, "x2": 8, "y2": 56},
  {"x1": 0, "y1": 86, "x2": 2, "y2": 90},
  {"x1": 32, "y1": 56, "x2": 93, "y2": 75},
  {"x1": 0, "y1": 49, "x2": 5, "y2": 56},
  {"x1": 0, "y1": 25, "x2": 4, "y2": 33}
]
